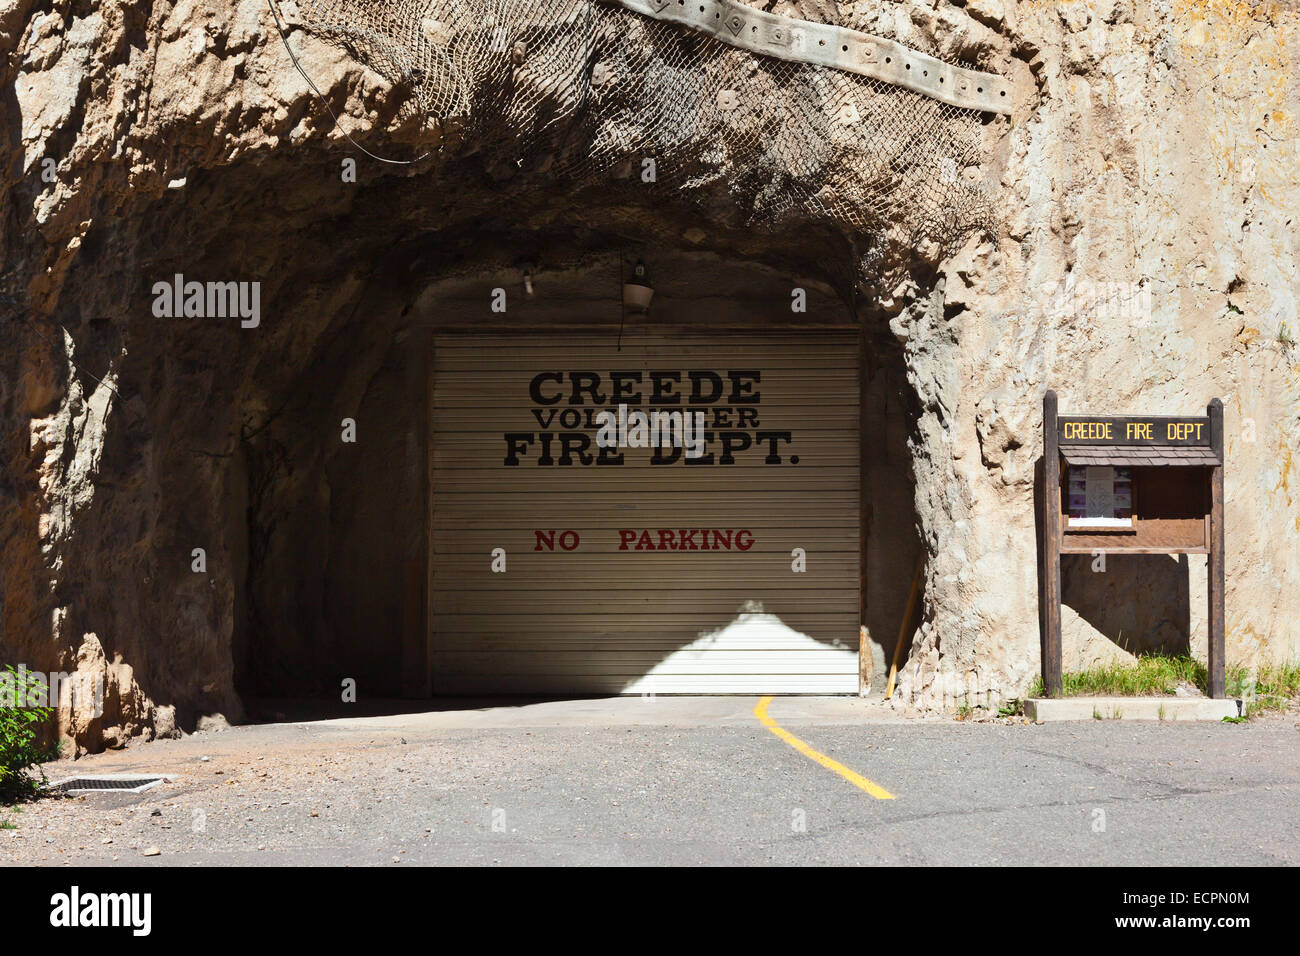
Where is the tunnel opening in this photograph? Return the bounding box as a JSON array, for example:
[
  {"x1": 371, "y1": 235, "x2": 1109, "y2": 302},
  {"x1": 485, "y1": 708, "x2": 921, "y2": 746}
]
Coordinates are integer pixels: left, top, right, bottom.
[
  {"x1": 214, "y1": 204, "x2": 927, "y2": 709},
  {"x1": 18, "y1": 101, "x2": 941, "y2": 734}
]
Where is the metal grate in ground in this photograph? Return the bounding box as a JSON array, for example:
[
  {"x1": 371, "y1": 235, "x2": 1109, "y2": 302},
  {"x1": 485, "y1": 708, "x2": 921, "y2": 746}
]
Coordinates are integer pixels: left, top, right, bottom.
[{"x1": 45, "y1": 775, "x2": 169, "y2": 794}]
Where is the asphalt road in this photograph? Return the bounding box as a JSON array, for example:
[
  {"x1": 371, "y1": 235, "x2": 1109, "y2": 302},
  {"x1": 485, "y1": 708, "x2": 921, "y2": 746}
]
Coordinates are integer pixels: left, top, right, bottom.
[{"x1": 5, "y1": 697, "x2": 1297, "y2": 866}]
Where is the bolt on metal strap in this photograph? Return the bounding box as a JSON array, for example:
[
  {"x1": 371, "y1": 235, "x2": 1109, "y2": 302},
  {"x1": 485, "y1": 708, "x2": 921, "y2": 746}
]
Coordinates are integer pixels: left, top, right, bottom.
[{"x1": 609, "y1": 0, "x2": 1012, "y2": 115}]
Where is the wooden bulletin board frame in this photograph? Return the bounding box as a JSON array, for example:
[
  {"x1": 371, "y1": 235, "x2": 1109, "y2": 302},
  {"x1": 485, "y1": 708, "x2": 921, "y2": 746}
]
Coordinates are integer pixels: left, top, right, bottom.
[{"x1": 1040, "y1": 391, "x2": 1226, "y2": 698}]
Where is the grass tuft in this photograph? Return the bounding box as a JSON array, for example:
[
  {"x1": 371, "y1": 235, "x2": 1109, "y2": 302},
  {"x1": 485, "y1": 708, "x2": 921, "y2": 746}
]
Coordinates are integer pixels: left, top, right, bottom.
[
  {"x1": 1227, "y1": 660, "x2": 1300, "y2": 718},
  {"x1": 1030, "y1": 656, "x2": 1300, "y2": 720},
  {"x1": 1030, "y1": 654, "x2": 1205, "y2": 697}
]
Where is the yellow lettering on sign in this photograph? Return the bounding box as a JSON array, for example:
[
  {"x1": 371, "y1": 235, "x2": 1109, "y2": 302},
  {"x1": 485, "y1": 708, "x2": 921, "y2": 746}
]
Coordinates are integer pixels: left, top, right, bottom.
[
  {"x1": 1126, "y1": 422, "x2": 1154, "y2": 440},
  {"x1": 1064, "y1": 421, "x2": 1113, "y2": 440},
  {"x1": 1167, "y1": 422, "x2": 1201, "y2": 441}
]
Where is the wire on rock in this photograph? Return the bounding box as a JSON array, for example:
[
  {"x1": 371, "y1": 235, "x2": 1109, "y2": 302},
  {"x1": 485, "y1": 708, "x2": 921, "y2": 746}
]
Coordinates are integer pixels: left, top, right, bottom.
[{"x1": 265, "y1": 0, "x2": 432, "y2": 166}]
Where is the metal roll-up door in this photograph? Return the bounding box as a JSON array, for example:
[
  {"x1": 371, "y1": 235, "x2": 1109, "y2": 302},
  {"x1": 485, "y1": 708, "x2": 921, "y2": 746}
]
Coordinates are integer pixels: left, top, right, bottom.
[{"x1": 430, "y1": 332, "x2": 861, "y2": 694}]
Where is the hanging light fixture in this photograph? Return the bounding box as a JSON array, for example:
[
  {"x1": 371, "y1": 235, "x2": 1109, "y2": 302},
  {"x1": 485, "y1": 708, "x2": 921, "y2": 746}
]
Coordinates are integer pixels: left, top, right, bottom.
[{"x1": 622, "y1": 258, "x2": 653, "y2": 312}]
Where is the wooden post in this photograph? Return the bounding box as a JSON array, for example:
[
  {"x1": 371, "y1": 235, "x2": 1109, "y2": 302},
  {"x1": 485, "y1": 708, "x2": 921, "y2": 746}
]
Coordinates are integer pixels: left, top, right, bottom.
[
  {"x1": 1207, "y1": 397, "x2": 1226, "y2": 699},
  {"x1": 1042, "y1": 390, "x2": 1063, "y2": 697}
]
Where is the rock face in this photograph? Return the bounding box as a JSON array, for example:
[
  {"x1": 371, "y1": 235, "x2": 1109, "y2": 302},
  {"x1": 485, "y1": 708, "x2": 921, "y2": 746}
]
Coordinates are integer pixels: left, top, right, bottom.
[
  {"x1": 890, "y1": 0, "x2": 1300, "y2": 708},
  {"x1": 1, "y1": 0, "x2": 1296, "y2": 748}
]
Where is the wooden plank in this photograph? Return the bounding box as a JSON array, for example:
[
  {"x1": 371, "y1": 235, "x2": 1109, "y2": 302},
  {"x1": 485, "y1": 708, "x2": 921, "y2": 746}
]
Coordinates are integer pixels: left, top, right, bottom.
[
  {"x1": 1061, "y1": 546, "x2": 1210, "y2": 556},
  {"x1": 1207, "y1": 397, "x2": 1226, "y2": 698},
  {"x1": 1042, "y1": 390, "x2": 1063, "y2": 697},
  {"x1": 1061, "y1": 519, "x2": 1208, "y2": 552}
]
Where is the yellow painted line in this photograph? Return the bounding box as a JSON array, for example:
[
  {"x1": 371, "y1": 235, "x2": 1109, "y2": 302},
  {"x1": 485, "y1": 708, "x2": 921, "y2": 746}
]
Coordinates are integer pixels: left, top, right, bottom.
[{"x1": 753, "y1": 696, "x2": 895, "y2": 800}]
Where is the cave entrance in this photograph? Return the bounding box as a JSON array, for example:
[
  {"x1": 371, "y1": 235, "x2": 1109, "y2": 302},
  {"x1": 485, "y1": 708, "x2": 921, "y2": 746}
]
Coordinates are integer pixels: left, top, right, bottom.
[{"x1": 235, "y1": 249, "x2": 921, "y2": 709}]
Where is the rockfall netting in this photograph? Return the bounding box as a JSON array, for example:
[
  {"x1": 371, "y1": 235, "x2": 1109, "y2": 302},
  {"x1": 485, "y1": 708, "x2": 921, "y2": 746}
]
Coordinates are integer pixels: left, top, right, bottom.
[{"x1": 284, "y1": 0, "x2": 1004, "y2": 285}]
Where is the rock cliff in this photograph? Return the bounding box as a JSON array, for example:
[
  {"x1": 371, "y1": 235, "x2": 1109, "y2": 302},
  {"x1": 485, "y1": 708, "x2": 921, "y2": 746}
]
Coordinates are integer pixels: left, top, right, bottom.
[{"x1": 1, "y1": 0, "x2": 1295, "y2": 748}]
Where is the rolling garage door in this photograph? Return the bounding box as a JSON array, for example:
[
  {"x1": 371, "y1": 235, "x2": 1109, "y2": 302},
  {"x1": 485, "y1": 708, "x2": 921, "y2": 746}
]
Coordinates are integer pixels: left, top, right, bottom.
[{"x1": 430, "y1": 333, "x2": 861, "y2": 694}]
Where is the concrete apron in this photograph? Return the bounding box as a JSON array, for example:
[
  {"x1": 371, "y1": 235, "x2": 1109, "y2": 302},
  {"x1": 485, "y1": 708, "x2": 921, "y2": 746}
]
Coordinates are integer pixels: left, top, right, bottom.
[
  {"x1": 1026, "y1": 697, "x2": 1242, "y2": 722},
  {"x1": 297, "y1": 696, "x2": 921, "y2": 732}
]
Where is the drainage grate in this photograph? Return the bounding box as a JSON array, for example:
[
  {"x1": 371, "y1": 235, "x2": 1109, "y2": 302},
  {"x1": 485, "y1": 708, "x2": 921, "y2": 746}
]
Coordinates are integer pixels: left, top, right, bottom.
[{"x1": 46, "y1": 775, "x2": 169, "y2": 795}]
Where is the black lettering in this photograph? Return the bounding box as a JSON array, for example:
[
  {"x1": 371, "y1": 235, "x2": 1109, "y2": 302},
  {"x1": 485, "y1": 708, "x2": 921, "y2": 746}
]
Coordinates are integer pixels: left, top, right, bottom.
[
  {"x1": 558, "y1": 432, "x2": 594, "y2": 466},
  {"x1": 684, "y1": 431, "x2": 715, "y2": 465},
  {"x1": 649, "y1": 371, "x2": 681, "y2": 404},
  {"x1": 610, "y1": 371, "x2": 643, "y2": 404},
  {"x1": 755, "y1": 430, "x2": 792, "y2": 464},
  {"x1": 504, "y1": 433, "x2": 534, "y2": 466},
  {"x1": 688, "y1": 371, "x2": 723, "y2": 404},
  {"x1": 727, "y1": 370, "x2": 761, "y2": 403},
  {"x1": 568, "y1": 371, "x2": 605, "y2": 405},
  {"x1": 718, "y1": 431, "x2": 752, "y2": 465},
  {"x1": 651, "y1": 443, "x2": 681, "y2": 465},
  {"x1": 529, "y1": 372, "x2": 563, "y2": 405},
  {"x1": 596, "y1": 444, "x2": 625, "y2": 466}
]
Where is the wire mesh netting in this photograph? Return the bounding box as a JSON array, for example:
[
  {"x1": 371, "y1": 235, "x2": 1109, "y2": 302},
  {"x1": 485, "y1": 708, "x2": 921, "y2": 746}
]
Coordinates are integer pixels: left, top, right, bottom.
[{"x1": 289, "y1": 0, "x2": 1003, "y2": 286}]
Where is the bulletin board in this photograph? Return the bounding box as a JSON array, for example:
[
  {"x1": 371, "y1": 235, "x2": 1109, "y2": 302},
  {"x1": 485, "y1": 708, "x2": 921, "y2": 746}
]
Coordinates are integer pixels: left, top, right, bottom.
[{"x1": 1039, "y1": 395, "x2": 1227, "y2": 698}]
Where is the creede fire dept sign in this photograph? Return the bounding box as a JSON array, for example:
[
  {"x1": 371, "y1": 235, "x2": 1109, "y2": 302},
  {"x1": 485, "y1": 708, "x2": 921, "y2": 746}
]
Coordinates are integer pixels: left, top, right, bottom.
[
  {"x1": 428, "y1": 333, "x2": 862, "y2": 694},
  {"x1": 1039, "y1": 392, "x2": 1227, "y2": 699}
]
